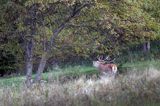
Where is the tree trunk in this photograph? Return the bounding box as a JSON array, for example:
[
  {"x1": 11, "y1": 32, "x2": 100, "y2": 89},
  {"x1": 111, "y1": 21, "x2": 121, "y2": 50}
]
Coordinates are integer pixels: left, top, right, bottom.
[
  {"x1": 25, "y1": 58, "x2": 33, "y2": 87},
  {"x1": 143, "y1": 41, "x2": 150, "y2": 53},
  {"x1": 25, "y1": 40, "x2": 33, "y2": 87},
  {"x1": 33, "y1": 13, "x2": 70, "y2": 83},
  {"x1": 33, "y1": 27, "x2": 63, "y2": 83},
  {"x1": 34, "y1": 52, "x2": 47, "y2": 83}
]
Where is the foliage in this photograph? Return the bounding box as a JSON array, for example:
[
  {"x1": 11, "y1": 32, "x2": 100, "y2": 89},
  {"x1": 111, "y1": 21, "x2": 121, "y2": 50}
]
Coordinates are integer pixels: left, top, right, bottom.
[
  {"x1": 0, "y1": 1, "x2": 24, "y2": 74},
  {"x1": 0, "y1": 0, "x2": 160, "y2": 76},
  {"x1": 0, "y1": 50, "x2": 17, "y2": 76}
]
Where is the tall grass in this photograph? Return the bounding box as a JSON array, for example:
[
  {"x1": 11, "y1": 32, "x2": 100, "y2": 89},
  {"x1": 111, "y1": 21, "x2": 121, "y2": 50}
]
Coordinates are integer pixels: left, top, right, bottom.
[{"x1": 0, "y1": 67, "x2": 160, "y2": 106}]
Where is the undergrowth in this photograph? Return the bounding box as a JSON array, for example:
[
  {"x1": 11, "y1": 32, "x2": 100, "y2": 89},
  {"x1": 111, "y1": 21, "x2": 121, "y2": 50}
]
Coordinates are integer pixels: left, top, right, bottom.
[{"x1": 0, "y1": 67, "x2": 160, "y2": 106}]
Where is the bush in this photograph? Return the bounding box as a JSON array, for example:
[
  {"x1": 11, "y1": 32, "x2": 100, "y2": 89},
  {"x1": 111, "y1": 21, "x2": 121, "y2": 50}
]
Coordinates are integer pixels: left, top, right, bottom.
[{"x1": 0, "y1": 50, "x2": 16, "y2": 76}]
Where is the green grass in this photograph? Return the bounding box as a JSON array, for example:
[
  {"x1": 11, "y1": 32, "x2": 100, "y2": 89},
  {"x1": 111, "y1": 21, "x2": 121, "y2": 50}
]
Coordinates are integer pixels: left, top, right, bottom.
[
  {"x1": 0, "y1": 65, "x2": 97, "y2": 88},
  {"x1": 0, "y1": 76, "x2": 24, "y2": 88},
  {"x1": 1, "y1": 59, "x2": 160, "y2": 88},
  {"x1": 45, "y1": 65, "x2": 96, "y2": 77},
  {"x1": 0, "y1": 61, "x2": 160, "y2": 105},
  {"x1": 122, "y1": 59, "x2": 160, "y2": 70}
]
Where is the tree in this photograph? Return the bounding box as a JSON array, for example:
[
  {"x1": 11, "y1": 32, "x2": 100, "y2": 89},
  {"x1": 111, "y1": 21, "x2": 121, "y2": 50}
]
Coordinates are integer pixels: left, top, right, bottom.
[
  {"x1": 1, "y1": 0, "x2": 159, "y2": 86},
  {"x1": 141, "y1": 0, "x2": 160, "y2": 53},
  {"x1": 15, "y1": 0, "x2": 96, "y2": 86},
  {"x1": 0, "y1": 0, "x2": 25, "y2": 75}
]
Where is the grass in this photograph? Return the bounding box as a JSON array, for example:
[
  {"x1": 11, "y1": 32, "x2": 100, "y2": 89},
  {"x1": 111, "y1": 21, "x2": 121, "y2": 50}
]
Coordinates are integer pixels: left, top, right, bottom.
[
  {"x1": 0, "y1": 68, "x2": 160, "y2": 106},
  {"x1": 0, "y1": 60, "x2": 160, "y2": 106},
  {"x1": 121, "y1": 59, "x2": 160, "y2": 71},
  {"x1": 0, "y1": 65, "x2": 97, "y2": 88},
  {"x1": 0, "y1": 76, "x2": 24, "y2": 88},
  {"x1": 1, "y1": 59, "x2": 160, "y2": 88},
  {"x1": 1, "y1": 60, "x2": 160, "y2": 88}
]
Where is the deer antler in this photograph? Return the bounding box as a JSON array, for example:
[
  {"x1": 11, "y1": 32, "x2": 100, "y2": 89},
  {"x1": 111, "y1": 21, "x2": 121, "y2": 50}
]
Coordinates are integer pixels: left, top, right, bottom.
[
  {"x1": 105, "y1": 56, "x2": 110, "y2": 60},
  {"x1": 97, "y1": 55, "x2": 103, "y2": 61},
  {"x1": 97, "y1": 55, "x2": 107, "y2": 64},
  {"x1": 104, "y1": 55, "x2": 115, "y2": 63}
]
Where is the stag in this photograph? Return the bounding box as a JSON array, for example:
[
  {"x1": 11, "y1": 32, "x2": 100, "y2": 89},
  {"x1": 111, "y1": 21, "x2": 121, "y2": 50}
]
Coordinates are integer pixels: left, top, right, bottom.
[{"x1": 93, "y1": 56, "x2": 117, "y2": 77}]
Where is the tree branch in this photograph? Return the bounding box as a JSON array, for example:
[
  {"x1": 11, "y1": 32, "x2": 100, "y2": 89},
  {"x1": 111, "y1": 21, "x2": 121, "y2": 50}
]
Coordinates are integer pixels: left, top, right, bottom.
[{"x1": 49, "y1": 2, "x2": 92, "y2": 50}]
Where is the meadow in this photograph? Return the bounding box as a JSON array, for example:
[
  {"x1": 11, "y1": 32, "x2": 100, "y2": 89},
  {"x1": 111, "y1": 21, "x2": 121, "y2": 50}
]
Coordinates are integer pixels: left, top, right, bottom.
[
  {"x1": 0, "y1": 60, "x2": 160, "y2": 106},
  {"x1": 1, "y1": 0, "x2": 160, "y2": 105}
]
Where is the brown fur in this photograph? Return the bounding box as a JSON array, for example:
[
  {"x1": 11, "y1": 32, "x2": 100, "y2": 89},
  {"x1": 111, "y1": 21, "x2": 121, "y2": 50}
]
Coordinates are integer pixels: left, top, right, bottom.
[{"x1": 98, "y1": 64, "x2": 116, "y2": 73}]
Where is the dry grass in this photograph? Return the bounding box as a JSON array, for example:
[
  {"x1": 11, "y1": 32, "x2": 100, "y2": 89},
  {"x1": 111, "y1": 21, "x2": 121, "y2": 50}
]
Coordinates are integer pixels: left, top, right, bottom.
[{"x1": 1, "y1": 68, "x2": 160, "y2": 106}]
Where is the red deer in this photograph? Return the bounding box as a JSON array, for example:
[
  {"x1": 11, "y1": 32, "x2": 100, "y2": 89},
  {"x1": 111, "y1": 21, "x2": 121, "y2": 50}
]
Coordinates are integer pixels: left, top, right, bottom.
[{"x1": 93, "y1": 56, "x2": 117, "y2": 77}]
